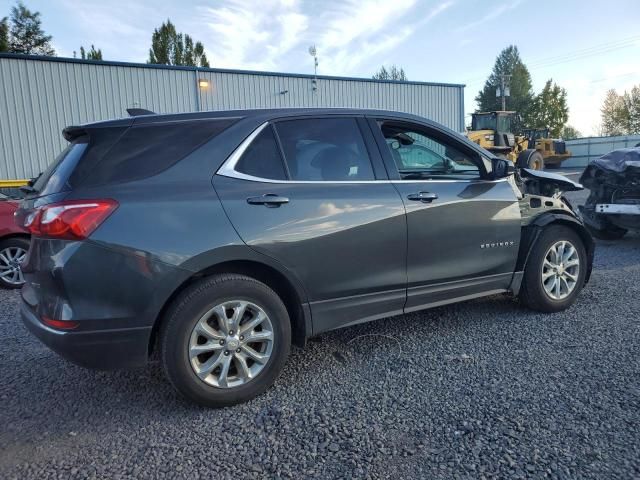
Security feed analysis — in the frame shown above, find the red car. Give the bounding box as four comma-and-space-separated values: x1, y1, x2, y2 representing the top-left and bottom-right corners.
0, 192, 30, 289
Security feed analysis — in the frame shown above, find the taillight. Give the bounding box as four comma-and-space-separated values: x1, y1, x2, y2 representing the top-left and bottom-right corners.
41, 316, 80, 330
24, 199, 118, 240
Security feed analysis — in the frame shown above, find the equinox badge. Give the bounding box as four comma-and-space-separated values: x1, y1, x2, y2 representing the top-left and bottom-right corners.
480, 241, 516, 249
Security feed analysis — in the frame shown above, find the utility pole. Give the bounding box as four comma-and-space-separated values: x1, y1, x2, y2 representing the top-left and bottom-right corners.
497, 74, 511, 111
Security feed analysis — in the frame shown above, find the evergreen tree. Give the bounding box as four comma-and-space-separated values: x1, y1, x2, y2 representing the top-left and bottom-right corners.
475, 45, 533, 118
148, 20, 209, 67
0, 17, 8, 52
528, 79, 569, 137
8, 1, 55, 55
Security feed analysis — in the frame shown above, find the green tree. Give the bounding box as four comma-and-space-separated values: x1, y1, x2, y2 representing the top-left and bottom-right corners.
622, 85, 640, 135
373, 64, 407, 81
561, 125, 581, 140
8, 1, 55, 55
79, 44, 102, 60
528, 79, 569, 137
601, 89, 628, 136
0, 17, 8, 52
475, 45, 533, 118
148, 20, 209, 67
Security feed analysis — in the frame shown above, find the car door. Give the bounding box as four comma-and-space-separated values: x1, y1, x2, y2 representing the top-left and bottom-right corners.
213, 116, 407, 334
367, 118, 521, 312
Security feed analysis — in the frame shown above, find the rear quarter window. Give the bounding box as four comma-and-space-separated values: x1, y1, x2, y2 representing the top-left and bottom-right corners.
32, 140, 89, 196
77, 118, 237, 187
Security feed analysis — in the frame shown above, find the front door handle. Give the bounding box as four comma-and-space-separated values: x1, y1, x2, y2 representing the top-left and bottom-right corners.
246, 194, 290, 207
407, 192, 438, 203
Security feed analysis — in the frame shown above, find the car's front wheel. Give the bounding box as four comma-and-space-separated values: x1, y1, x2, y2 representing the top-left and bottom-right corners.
519, 225, 587, 312
161, 274, 291, 407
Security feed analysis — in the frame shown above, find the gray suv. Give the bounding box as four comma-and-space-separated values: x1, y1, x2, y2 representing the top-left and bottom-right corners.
17, 109, 593, 407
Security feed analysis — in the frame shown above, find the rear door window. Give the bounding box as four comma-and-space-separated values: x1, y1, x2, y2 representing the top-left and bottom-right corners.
274, 118, 375, 181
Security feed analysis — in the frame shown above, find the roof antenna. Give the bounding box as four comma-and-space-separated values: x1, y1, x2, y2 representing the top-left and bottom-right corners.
308, 45, 318, 91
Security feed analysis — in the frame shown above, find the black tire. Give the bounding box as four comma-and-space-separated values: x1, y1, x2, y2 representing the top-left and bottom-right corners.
519, 225, 587, 313
585, 224, 627, 240
160, 274, 291, 407
517, 149, 544, 170
0, 236, 30, 289
545, 162, 561, 170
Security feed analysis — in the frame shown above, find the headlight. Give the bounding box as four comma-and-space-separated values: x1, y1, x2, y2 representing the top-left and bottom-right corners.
484, 134, 494, 141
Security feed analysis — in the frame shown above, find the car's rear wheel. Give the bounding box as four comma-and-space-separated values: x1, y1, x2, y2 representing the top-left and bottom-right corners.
519, 225, 587, 312
160, 274, 291, 407
0, 237, 30, 289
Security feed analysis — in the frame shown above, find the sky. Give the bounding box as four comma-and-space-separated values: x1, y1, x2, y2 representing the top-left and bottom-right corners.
2, 0, 640, 135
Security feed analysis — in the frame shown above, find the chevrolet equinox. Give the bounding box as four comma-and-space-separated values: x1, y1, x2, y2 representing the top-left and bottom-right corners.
17, 109, 594, 407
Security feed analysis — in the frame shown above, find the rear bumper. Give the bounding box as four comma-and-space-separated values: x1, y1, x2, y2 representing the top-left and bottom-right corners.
21, 300, 151, 370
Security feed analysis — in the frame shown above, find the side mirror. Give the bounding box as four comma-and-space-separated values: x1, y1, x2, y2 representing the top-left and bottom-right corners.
490, 157, 515, 179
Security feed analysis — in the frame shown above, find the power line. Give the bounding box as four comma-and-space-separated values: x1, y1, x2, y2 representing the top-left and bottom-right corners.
462, 35, 640, 86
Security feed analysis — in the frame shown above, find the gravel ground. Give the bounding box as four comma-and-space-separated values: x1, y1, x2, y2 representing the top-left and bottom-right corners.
1, 189, 639, 479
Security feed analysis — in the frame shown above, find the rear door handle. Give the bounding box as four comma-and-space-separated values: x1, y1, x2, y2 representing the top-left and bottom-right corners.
407, 192, 438, 203
246, 194, 290, 207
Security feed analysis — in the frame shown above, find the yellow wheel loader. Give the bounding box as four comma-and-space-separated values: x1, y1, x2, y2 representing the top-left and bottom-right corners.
467, 111, 572, 170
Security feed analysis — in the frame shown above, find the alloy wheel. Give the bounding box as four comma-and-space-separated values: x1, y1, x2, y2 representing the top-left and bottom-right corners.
0, 246, 27, 286
541, 240, 580, 300
188, 300, 274, 388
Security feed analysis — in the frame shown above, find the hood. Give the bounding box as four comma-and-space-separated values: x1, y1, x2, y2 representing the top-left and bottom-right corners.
589, 147, 640, 174
519, 168, 583, 192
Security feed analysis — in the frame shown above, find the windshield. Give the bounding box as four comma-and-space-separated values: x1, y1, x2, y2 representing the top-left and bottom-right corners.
472, 114, 496, 131
496, 115, 512, 133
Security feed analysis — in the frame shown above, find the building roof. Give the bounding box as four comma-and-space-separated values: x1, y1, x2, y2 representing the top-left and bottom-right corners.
0, 53, 466, 89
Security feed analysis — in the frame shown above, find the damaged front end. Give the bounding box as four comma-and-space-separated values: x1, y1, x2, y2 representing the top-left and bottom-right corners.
516, 168, 584, 225
509, 167, 594, 293
579, 148, 640, 239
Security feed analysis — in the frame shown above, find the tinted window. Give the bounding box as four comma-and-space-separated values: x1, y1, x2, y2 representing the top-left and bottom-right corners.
275, 118, 375, 181
79, 119, 236, 186
32, 140, 89, 196
381, 122, 480, 179
235, 127, 287, 180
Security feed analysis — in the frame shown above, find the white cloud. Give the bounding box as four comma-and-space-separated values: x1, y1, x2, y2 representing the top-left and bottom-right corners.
200, 0, 309, 71
456, 0, 522, 33
316, 0, 451, 74
198, 0, 452, 75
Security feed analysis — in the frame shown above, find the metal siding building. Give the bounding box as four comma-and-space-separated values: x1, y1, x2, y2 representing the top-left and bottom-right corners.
564, 134, 640, 167
0, 54, 465, 180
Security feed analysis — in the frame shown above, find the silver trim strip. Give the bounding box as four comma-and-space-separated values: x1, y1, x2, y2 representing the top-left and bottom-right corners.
595, 203, 640, 215
217, 122, 270, 180
216, 122, 507, 185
